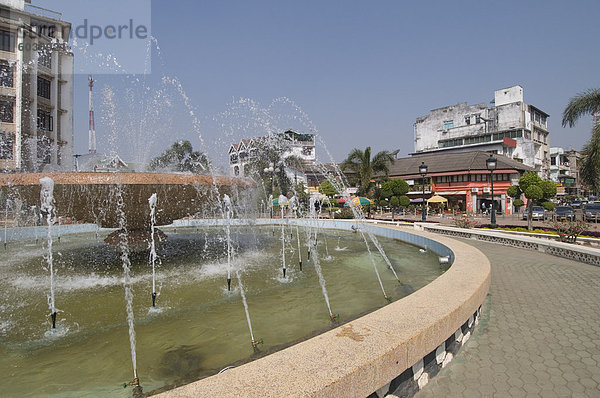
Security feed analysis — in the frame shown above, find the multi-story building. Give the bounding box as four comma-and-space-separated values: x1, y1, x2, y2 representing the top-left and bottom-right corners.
0, 0, 73, 172
228, 130, 316, 181
413, 85, 550, 179
550, 147, 583, 197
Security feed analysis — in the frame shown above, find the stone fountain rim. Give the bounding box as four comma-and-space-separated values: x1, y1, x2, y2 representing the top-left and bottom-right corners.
0, 172, 256, 187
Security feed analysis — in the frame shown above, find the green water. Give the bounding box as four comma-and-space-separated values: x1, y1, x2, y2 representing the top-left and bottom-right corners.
0, 225, 444, 397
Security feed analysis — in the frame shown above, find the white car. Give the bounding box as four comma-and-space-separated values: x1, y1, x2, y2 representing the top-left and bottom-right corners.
523, 206, 546, 221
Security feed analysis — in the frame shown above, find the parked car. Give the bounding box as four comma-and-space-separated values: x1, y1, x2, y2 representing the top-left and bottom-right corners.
584, 202, 600, 222
554, 206, 576, 221
523, 206, 546, 221
571, 200, 583, 209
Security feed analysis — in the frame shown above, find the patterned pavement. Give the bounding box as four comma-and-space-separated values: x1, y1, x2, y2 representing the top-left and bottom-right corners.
412, 239, 600, 398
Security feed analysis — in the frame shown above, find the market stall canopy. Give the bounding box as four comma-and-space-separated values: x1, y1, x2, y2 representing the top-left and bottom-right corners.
339, 196, 374, 206
427, 194, 448, 204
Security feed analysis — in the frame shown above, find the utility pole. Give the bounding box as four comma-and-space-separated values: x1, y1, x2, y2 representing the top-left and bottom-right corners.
88, 75, 96, 154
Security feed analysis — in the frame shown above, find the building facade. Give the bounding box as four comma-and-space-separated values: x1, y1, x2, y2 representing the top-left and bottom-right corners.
0, 0, 74, 172
413, 86, 550, 179
228, 130, 316, 182
550, 147, 583, 197
386, 151, 533, 215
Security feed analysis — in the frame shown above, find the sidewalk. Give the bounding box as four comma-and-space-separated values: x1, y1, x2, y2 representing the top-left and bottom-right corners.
412, 239, 600, 397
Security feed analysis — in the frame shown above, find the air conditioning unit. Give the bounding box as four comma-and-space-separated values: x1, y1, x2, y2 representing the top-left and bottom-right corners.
483, 187, 491, 193
471, 188, 479, 193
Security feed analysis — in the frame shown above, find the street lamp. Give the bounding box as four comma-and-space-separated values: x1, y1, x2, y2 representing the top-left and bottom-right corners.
264, 164, 281, 218
486, 154, 498, 228
419, 162, 428, 222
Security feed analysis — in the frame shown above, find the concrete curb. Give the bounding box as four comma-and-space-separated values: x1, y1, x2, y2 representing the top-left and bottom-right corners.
419, 223, 600, 267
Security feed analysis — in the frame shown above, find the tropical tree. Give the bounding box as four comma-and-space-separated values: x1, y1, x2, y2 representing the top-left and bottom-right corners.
244, 144, 303, 198
562, 88, 600, 192
380, 178, 410, 221
318, 180, 337, 198
148, 140, 209, 173
340, 147, 395, 196
507, 171, 557, 230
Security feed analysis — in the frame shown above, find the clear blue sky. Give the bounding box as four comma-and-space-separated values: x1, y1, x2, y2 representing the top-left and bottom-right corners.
38, 0, 600, 167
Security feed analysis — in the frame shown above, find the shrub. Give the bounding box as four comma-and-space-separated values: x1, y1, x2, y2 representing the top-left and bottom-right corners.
452, 214, 479, 229
398, 195, 411, 207
542, 201, 555, 211
333, 208, 354, 219
546, 219, 590, 243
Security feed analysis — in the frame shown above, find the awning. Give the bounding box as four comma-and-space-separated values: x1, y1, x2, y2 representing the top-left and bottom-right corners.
433, 191, 467, 195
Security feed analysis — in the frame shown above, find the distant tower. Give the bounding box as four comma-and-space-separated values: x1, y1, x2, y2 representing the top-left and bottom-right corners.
88, 75, 97, 154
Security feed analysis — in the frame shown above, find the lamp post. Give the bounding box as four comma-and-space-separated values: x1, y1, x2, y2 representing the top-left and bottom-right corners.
264, 164, 281, 218
486, 154, 498, 228
419, 162, 428, 222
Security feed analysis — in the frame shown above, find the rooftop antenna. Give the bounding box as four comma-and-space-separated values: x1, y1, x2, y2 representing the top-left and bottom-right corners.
88, 75, 96, 154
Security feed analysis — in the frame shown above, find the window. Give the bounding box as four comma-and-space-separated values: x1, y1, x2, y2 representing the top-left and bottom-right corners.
465, 116, 471, 125
0, 133, 13, 159
0, 64, 12, 87
0, 100, 13, 122
0, 29, 15, 52
443, 120, 454, 130
475, 115, 481, 124
37, 77, 51, 99
37, 109, 53, 131
229, 154, 238, 164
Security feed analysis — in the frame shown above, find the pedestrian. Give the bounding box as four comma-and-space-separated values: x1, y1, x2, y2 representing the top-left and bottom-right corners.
481, 202, 486, 215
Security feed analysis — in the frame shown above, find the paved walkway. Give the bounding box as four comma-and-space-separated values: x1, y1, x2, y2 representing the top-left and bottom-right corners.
414, 239, 600, 398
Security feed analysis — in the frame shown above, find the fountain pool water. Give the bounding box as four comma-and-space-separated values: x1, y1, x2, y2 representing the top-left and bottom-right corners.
0, 225, 444, 397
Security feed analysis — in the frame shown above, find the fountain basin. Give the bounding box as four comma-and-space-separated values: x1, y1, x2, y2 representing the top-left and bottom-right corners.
0, 172, 255, 229
155, 222, 491, 397
0, 221, 451, 397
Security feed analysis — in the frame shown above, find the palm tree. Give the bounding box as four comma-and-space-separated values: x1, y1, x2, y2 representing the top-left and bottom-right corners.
340, 147, 394, 196
562, 88, 600, 192
245, 145, 304, 198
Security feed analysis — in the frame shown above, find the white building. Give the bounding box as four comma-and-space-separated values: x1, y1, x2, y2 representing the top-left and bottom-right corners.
228, 130, 316, 183
413, 85, 550, 179
0, 0, 74, 172
550, 147, 583, 197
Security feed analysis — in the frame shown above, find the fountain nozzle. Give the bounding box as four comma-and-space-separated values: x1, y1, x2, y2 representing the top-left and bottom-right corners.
51, 311, 57, 329
299, 260, 302, 271
123, 377, 140, 388
385, 295, 392, 303
251, 338, 263, 352
330, 313, 340, 323
282, 268, 286, 278
227, 277, 231, 292
152, 292, 157, 308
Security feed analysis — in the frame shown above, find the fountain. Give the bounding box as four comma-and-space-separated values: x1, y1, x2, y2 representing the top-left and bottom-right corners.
0, 40, 463, 397
0, 192, 445, 396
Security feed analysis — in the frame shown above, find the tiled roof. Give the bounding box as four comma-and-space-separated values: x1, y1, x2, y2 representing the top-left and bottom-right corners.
384, 151, 534, 178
